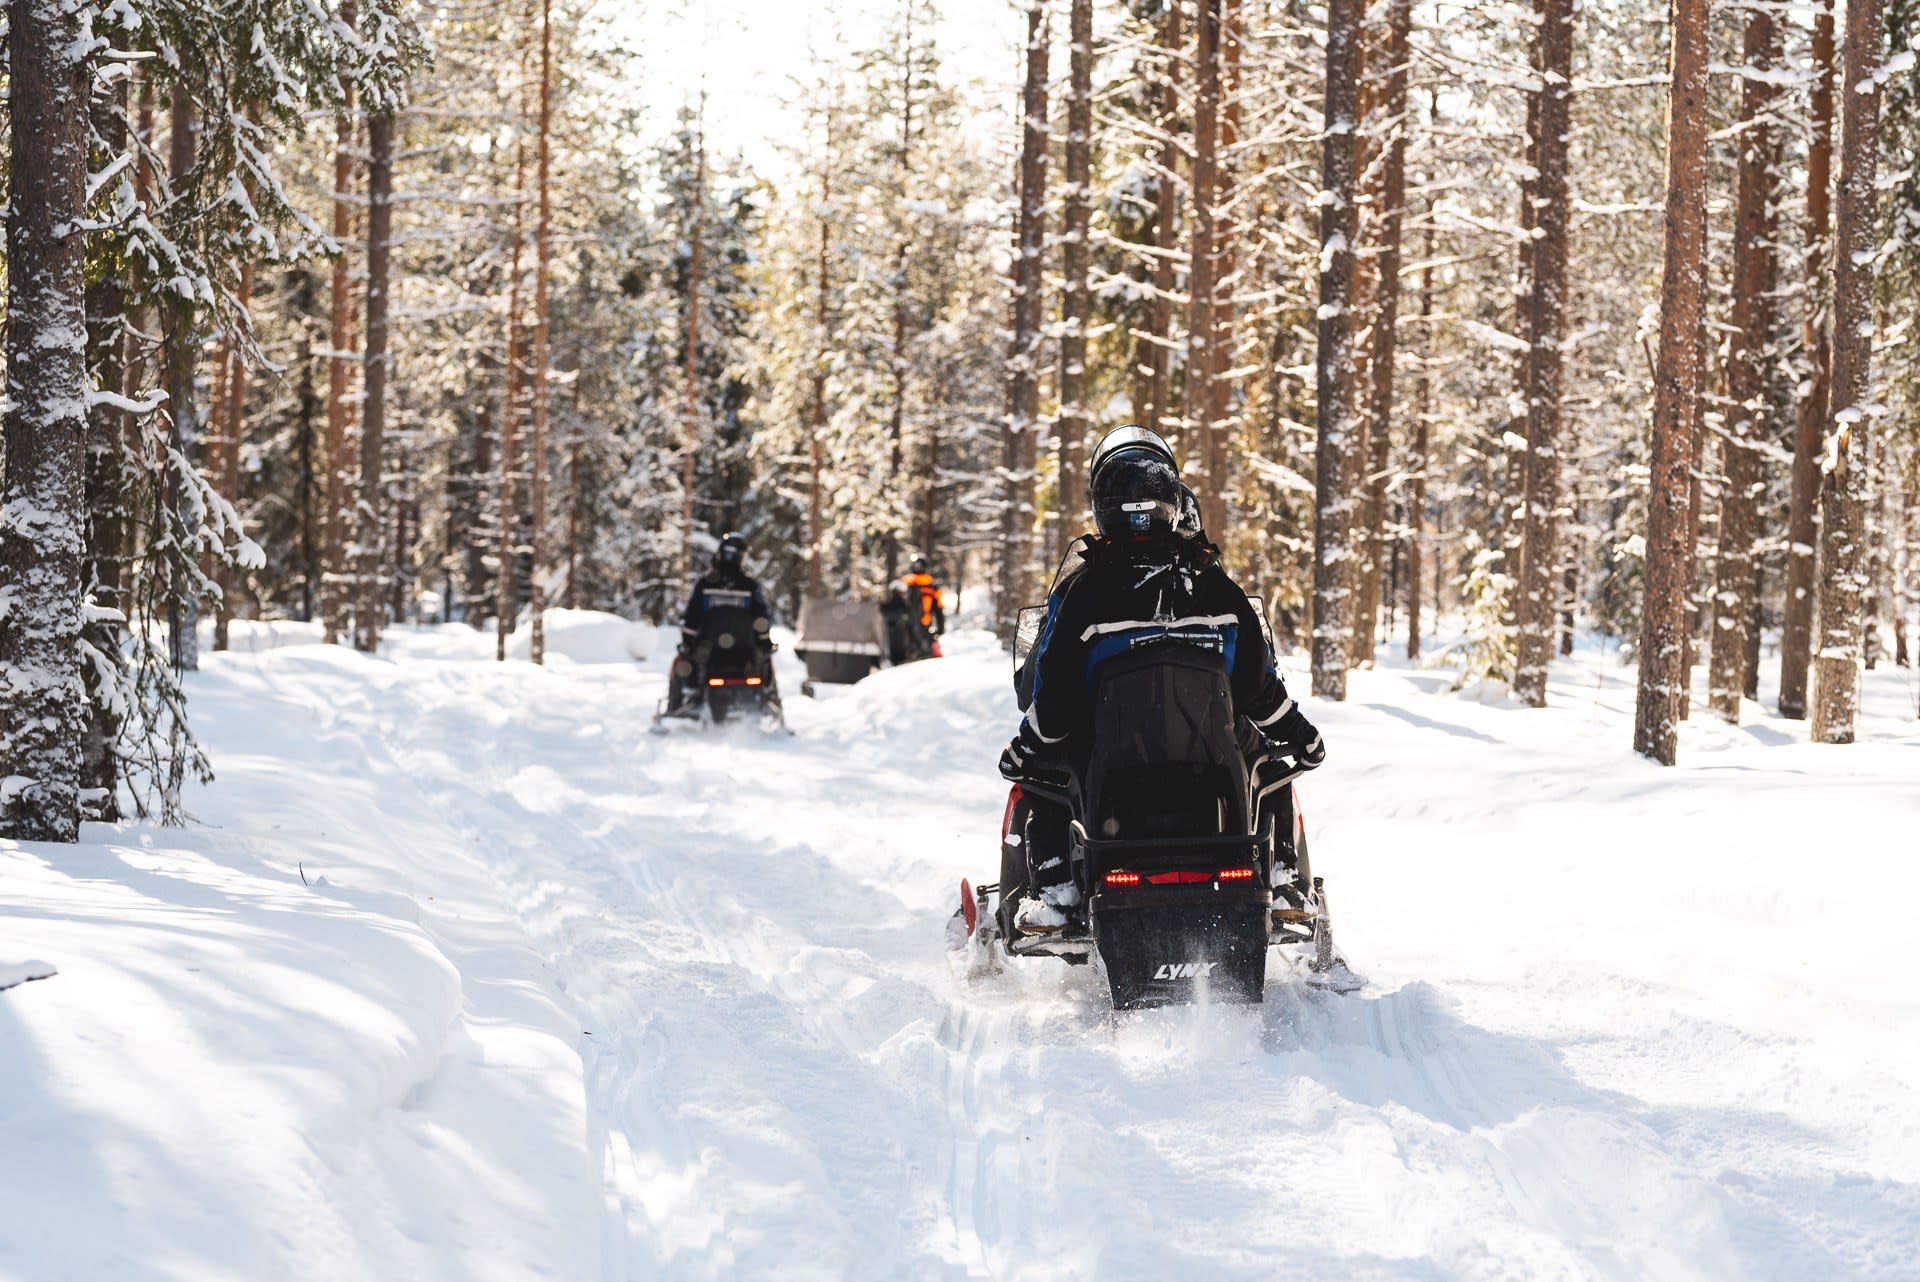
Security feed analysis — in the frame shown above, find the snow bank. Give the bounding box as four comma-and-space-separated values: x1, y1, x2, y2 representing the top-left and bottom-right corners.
501, 608, 661, 664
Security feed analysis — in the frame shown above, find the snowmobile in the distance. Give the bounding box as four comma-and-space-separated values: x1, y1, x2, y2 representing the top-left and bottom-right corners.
950, 629, 1358, 1009
653, 599, 788, 733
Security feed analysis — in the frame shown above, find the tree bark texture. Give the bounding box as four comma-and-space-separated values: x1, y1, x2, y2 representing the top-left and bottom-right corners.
1707, 5, 1780, 721
1778, 0, 1836, 718
1352, 0, 1413, 667
1058, 0, 1093, 557
999, 0, 1049, 638
530, 0, 554, 664
355, 112, 396, 653
1514, 0, 1573, 706
1312, 0, 1363, 700
1633, 0, 1711, 764
323, 0, 359, 646
1809, 0, 1886, 743
1, 0, 93, 841
1187, 0, 1223, 530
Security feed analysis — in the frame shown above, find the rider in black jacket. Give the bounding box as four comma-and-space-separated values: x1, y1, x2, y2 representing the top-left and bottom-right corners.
999, 427, 1325, 929
666, 532, 773, 713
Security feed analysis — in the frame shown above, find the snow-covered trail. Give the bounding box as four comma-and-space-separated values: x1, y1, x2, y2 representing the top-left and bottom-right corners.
7, 617, 1919, 1280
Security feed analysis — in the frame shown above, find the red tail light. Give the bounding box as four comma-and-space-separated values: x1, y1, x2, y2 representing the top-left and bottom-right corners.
1217, 867, 1255, 882
706, 677, 726, 687
1001, 785, 1023, 843
1145, 870, 1211, 885
1103, 870, 1140, 889
745, 677, 763, 686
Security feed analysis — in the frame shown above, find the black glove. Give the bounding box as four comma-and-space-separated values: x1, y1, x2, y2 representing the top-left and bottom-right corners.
1269, 705, 1327, 770
999, 721, 1047, 781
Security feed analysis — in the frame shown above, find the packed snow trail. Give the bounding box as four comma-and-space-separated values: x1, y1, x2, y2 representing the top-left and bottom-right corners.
4, 613, 1918, 1281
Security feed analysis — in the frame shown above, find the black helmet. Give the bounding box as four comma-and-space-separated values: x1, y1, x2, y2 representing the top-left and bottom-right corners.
908, 554, 929, 575
714, 531, 746, 572
1088, 426, 1182, 542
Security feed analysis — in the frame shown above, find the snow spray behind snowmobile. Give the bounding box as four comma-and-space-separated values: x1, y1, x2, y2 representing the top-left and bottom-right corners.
951, 615, 1356, 1008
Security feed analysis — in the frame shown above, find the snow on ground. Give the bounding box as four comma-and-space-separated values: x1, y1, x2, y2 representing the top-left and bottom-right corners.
3, 612, 1918, 1281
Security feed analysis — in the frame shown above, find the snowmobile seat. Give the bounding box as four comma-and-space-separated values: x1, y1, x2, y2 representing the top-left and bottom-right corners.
1080, 643, 1251, 843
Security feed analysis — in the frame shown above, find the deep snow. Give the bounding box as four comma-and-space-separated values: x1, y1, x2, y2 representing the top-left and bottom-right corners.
3, 612, 1918, 1281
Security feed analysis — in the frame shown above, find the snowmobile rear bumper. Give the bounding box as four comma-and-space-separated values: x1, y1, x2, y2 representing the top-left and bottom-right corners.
1076, 819, 1276, 1009
1090, 885, 1272, 1008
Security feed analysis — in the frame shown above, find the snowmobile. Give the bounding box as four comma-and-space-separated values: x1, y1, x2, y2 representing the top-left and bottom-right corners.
951, 621, 1358, 1009
653, 597, 788, 733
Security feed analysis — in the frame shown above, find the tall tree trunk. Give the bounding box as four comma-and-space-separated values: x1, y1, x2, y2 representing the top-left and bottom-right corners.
809, 109, 833, 599
323, 0, 359, 646
1057, 0, 1093, 559
213, 244, 255, 653
1809, 0, 1887, 743
1513, 0, 1573, 706
497, 136, 527, 661
164, 89, 201, 674
1135, 2, 1182, 437
1352, 0, 1413, 666
1187, 0, 1222, 526
1779, 0, 1836, 718
1707, 5, 1781, 720
0, 0, 91, 841
356, 112, 396, 653
82, 76, 133, 819
999, 0, 1049, 639
1633, 0, 1711, 764
682, 126, 705, 583
1312, 0, 1363, 700
529, 0, 554, 664
1208, 0, 1243, 543
1408, 213, 1434, 663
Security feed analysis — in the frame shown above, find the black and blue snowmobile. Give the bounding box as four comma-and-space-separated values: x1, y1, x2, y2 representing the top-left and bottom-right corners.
654, 532, 789, 733
951, 620, 1356, 1008
948, 424, 1356, 1009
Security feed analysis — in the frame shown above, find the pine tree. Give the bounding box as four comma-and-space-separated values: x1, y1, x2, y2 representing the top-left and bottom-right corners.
1810, 0, 1890, 742
1634, 0, 1712, 764
1513, 0, 1574, 707
1313, 0, 1364, 700
1, 0, 94, 842
1707, 0, 1781, 722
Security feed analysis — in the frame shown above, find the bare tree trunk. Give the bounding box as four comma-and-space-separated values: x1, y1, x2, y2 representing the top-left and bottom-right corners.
213, 241, 255, 653
1779, 0, 1835, 718
82, 75, 133, 818
889, 21, 920, 578
1810, 0, 1886, 743
1312, 0, 1363, 700
323, 0, 359, 646
529, 0, 554, 664
682, 126, 706, 583
1633, 0, 1711, 764
497, 135, 527, 661
1187, 0, 1222, 527
1408, 214, 1434, 663
1136, 2, 1182, 437
1707, 5, 1780, 720
1352, 0, 1413, 666
164, 89, 201, 674
354, 111, 396, 653
1057, 0, 1093, 558
0, 0, 91, 841
809, 111, 833, 599
999, 0, 1049, 639
1513, 0, 1573, 706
